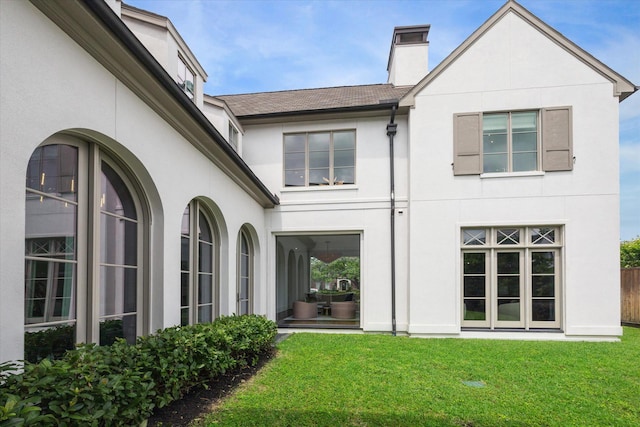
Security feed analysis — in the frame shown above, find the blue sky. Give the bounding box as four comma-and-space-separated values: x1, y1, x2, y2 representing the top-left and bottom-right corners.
127, 0, 639, 240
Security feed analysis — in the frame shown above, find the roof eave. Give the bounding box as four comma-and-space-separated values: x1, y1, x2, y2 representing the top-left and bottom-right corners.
30, 0, 278, 207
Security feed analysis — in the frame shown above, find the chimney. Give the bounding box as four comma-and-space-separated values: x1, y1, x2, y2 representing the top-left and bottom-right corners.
387, 25, 430, 87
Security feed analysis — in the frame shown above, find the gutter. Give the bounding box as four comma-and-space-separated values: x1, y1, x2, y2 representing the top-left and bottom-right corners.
233, 102, 404, 121
386, 102, 399, 336
79, 0, 279, 206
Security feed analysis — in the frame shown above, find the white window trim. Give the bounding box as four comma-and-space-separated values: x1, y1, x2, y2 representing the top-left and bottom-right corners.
461, 226, 563, 330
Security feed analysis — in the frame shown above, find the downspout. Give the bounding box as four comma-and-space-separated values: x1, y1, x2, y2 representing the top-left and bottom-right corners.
386, 103, 398, 336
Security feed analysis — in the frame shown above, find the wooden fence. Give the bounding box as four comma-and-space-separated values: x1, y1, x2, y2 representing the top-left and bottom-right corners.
621, 268, 640, 325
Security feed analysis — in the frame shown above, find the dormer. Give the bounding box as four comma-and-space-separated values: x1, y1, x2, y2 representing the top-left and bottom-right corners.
121, 3, 208, 108
387, 25, 430, 87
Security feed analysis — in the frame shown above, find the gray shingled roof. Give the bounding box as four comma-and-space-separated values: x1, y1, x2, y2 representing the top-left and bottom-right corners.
215, 84, 412, 118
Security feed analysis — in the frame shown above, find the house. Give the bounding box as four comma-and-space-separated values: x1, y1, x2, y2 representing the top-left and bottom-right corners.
0, 0, 635, 364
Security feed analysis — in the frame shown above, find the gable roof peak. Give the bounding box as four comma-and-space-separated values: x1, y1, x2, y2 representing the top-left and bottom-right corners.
400, 0, 636, 106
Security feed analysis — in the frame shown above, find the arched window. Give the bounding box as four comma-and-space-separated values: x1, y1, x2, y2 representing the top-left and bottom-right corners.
237, 229, 253, 315
25, 141, 146, 361
180, 200, 217, 325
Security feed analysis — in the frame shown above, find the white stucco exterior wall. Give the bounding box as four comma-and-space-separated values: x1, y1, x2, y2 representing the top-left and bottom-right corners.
0, 1, 268, 363
407, 12, 622, 338
242, 114, 410, 332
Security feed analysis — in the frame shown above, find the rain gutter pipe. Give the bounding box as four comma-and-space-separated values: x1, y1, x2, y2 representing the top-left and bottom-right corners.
386, 102, 398, 336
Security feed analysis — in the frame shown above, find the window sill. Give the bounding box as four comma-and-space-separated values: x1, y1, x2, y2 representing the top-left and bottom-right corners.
281, 184, 358, 193
480, 171, 545, 179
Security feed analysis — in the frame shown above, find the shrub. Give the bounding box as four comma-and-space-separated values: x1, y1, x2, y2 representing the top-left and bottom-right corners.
621, 236, 640, 268
0, 315, 277, 426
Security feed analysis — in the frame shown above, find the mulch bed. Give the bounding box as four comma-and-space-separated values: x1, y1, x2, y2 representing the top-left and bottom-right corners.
147, 350, 276, 427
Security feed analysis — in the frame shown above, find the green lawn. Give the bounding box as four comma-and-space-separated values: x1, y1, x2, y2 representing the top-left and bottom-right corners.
198, 327, 640, 426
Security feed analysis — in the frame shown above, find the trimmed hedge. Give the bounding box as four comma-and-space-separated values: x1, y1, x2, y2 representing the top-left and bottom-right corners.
0, 315, 277, 427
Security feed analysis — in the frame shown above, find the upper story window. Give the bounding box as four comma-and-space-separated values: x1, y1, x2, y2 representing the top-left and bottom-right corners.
229, 123, 239, 150
453, 107, 572, 175
284, 130, 356, 187
483, 111, 538, 173
177, 56, 195, 100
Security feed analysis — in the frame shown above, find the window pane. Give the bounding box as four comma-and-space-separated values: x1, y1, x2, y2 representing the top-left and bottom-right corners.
512, 132, 537, 152
25, 199, 77, 253
284, 134, 306, 152
24, 324, 75, 363
181, 206, 190, 235
101, 215, 137, 266
100, 265, 137, 316
101, 162, 136, 220
241, 254, 249, 277
309, 150, 330, 168
497, 228, 519, 245
198, 212, 212, 243
532, 276, 555, 297
240, 278, 249, 299
483, 133, 507, 154
334, 149, 354, 167
497, 276, 520, 297
513, 152, 537, 172
199, 242, 213, 273
309, 168, 330, 185
463, 229, 486, 246
181, 272, 189, 306
26, 145, 79, 200
285, 152, 305, 170
497, 300, 520, 321
333, 131, 355, 150
532, 252, 555, 274
464, 300, 486, 321
532, 300, 555, 321
463, 253, 485, 274
181, 308, 189, 326
309, 133, 330, 151
512, 112, 537, 132
531, 228, 556, 245
198, 273, 213, 304
464, 276, 485, 297
483, 114, 508, 132
198, 305, 212, 323
334, 167, 354, 184
497, 252, 519, 274
181, 236, 190, 271
100, 315, 136, 346
483, 153, 508, 173
285, 169, 305, 186
239, 301, 249, 316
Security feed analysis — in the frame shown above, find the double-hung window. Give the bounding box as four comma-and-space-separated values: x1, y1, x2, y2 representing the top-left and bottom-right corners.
483, 111, 538, 173
453, 107, 572, 175
461, 226, 562, 330
284, 130, 355, 187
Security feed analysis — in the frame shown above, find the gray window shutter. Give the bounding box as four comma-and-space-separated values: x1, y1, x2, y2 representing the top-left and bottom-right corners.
453, 113, 482, 175
542, 107, 573, 171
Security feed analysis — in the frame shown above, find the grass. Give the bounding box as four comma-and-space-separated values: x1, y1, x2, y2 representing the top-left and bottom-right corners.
197, 327, 640, 426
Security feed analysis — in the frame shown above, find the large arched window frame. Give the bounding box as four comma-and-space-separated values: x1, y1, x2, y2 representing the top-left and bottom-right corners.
24, 138, 148, 361
180, 200, 219, 325
237, 229, 253, 315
